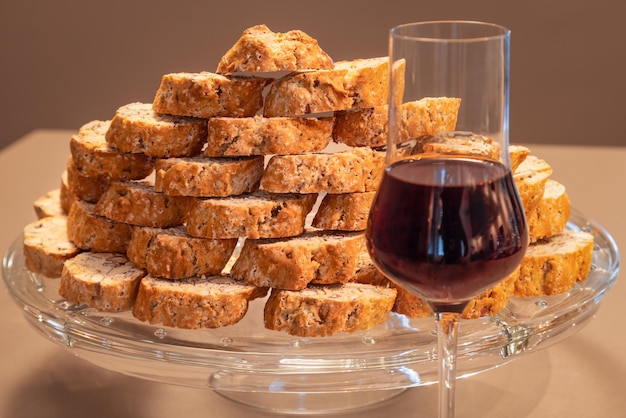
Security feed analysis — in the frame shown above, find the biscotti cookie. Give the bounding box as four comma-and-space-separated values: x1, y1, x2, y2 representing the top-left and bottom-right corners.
231, 230, 364, 290
408, 132, 501, 161
23, 216, 80, 278
527, 179, 571, 242
185, 190, 317, 239
132, 275, 266, 329
59, 172, 76, 213
263, 56, 398, 117
216, 24, 333, 74
67, 200, 133, 253
152, 72, 272, 119
33, 189, 66, 219
509, 145, 530, 172
105, 102, 208, 158
513, 155, 553, 220
154, 155, 264, 197
126, 226, 238, 279
205, 116, 334, 156
95, 181, 189, 228
65, 158, 110, 203
70, 120, 155, 180
332, 97, 461, 148
260, 147, 385, 193
514, 230, 594, 297
264, 283, 397, 337
311, 191, 375, 231
59, 252, 146, 312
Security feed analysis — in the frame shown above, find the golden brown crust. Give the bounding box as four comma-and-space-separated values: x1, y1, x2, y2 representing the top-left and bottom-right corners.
65, 158, 110, 203
216, 24, 333, 74
527, 179, 571, 242
59, 172, 77, 213
514, 155, 553, 222
33, 189, 66, 219
312, 191, 375, 231
509, 145, 530, 172
126, 226, 237, 279
408, 132, 501, 160
94, 181, 190, 228
263, 283, 397, 337
154, 155, 264, 197
185, 190, 317, 239
514, 230, 594, 297
231, 230, 364, 290
70, 120, 155, 179
333, 97, 461, 148
263, 57, 394, 116
59, 252, 145, 312
105, 102, 208, 158
260, 147, 385, 194
132, 275, 265, 329
23, 216, 80, 278
67, 200, 133, 253
153, 72, 272, 119
205, 116, 334, 156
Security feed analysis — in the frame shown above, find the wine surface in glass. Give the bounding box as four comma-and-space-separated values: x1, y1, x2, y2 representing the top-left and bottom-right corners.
366, 156, 527, 311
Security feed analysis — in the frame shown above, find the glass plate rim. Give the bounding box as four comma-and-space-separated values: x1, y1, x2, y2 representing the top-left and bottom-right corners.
1, 207, 620, 393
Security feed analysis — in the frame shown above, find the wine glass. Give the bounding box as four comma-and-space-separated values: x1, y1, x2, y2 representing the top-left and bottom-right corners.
366, 21, 528, 418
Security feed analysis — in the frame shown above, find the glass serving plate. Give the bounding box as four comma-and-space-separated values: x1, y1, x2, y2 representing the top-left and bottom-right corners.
2, 209, 619, 415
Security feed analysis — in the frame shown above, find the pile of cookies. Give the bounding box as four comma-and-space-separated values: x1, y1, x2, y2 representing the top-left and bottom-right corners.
23, 25, 594, 337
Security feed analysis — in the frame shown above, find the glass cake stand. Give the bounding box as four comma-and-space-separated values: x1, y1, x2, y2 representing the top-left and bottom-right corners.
2, 208, 620, 415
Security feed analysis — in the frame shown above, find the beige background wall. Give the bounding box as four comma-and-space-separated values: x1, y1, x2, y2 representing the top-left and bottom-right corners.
1, 0, 624, 150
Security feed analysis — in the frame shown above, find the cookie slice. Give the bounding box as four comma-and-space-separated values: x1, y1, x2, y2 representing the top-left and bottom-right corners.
154, 155, 264, 197
260, 147, 385, 194
152, 72, 272, 119
95, 181, 189, 228
216, 24, 333, 74
59, 252, 146, 312
514, 230, 595, 297
132, 275, 266, 329
67, 200, 133, 253
23, 216, 80, 278
126, 226, 237, 279
264, 283, 397, 337
185, 190, 317, 239
105, 102, 208, 158
70, 120, 155, 180
231, 230, 364, 290
312, 191, 376, 231
205, 115, 333, 156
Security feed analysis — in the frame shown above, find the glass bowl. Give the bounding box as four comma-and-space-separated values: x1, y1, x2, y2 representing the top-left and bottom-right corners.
2, 208, 619, 414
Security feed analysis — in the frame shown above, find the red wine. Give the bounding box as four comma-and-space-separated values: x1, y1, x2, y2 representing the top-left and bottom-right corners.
366, 157, 527, 312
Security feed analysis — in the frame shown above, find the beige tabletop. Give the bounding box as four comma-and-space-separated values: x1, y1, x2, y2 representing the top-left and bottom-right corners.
0, 130, 624, 418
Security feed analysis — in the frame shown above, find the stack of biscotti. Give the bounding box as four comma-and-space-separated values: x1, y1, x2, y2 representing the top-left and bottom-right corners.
22, 24, 594, 336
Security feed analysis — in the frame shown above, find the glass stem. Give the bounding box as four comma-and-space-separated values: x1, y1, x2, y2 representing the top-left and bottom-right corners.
435, 311, 462, 418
